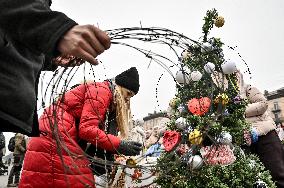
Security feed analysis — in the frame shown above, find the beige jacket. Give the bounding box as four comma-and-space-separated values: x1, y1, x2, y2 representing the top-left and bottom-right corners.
14, 133, 26, 155
212, 71, 275, 136
242, 84, 276, 136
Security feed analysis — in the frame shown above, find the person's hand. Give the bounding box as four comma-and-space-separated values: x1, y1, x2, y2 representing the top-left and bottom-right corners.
57, 25, 111, 65
117, 141, 142, 156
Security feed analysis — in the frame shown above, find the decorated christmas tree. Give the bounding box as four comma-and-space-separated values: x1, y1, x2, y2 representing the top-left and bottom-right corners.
155, 9, 276, 188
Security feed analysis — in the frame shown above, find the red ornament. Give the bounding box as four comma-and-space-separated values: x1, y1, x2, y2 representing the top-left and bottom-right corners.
187, 97, 211, 116
163, 130, 181, 152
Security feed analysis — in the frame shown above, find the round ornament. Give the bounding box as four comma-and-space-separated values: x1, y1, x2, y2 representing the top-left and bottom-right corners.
175, 117, 187, 130
188, 155, 203, 170
169, 97, 179, 108
190, 71, 202, 81
201, 42, 213, 53
176, 70, 191, 84
204, 62, 215, 74
221, 60, 237, 74
188, 97, 211, 116
217, 131, 232, 144
214, 16, 225, 28
188, 129, 203, 145
253, 180, 267, 188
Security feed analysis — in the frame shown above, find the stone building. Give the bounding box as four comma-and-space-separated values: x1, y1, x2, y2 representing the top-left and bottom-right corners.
142, 111, 169, 132
264, 87, 284, 125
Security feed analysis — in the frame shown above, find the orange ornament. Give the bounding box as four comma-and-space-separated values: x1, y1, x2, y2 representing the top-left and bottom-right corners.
188, 97, 211, 116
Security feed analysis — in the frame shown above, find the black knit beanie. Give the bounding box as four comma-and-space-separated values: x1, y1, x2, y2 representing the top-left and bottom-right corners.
115, 67, 140, 94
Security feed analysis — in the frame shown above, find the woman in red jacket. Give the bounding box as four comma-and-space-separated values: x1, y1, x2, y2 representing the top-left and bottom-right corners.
19, 67, 142, 188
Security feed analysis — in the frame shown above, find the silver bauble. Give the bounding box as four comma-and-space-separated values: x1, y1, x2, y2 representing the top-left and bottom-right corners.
190, 71, 202, 81
221, 60, 237, 74
201, 42, 213, 53
188, 155, 203, 170
176, 69, 191, 84
204, 62, 215, 74
175, 117, 187, 130
218, 131, 232, 144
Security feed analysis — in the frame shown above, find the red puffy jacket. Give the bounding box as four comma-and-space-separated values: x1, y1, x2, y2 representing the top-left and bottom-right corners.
19, 81, 121, 188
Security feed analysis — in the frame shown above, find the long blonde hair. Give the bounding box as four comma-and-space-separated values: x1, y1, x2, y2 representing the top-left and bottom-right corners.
113, 85, 132, 139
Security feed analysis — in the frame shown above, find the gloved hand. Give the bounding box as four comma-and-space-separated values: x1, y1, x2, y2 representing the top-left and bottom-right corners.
117, 141, 142, 156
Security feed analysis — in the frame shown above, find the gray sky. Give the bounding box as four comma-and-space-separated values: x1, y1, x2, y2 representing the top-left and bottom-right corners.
4, 0, 284, 147
49, 0, 284, 119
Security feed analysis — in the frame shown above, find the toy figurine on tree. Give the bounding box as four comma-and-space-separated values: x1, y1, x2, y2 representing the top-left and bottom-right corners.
156, 9, 276, 188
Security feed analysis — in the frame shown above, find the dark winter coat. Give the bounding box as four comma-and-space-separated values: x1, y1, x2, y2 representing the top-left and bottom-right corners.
19, 81, 121, 188
0, 0, 77, 136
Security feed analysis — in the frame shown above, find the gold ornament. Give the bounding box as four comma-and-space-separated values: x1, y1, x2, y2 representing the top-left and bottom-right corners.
214, 93, 229, 105
215, 16, 225, 28
169, 97, 179, 108
188, 129, 203, 145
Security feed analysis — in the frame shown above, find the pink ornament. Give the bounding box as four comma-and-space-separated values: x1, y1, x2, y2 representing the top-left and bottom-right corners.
200, 145, 236, 165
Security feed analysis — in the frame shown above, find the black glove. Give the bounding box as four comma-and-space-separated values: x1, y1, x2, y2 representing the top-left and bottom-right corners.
117, 141, 142, 156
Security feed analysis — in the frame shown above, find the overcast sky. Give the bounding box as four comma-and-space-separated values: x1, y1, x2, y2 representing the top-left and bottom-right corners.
48, 0, 284, 119
4, 0, 284, 147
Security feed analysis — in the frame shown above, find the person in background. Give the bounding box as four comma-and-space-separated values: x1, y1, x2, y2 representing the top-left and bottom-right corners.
0, 132, 8, 175
0, 0, 111, 136
7, 133, 26, 187
237, 71, 284, 188
19, 67, 142, 188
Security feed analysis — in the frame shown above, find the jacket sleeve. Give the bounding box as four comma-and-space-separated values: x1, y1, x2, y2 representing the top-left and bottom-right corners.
245, 85, 268, 118
0, 0, 77, 57
78, 83, 121, 153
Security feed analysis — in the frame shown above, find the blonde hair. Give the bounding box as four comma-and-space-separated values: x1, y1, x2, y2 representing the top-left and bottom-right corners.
113, 85, 132, 139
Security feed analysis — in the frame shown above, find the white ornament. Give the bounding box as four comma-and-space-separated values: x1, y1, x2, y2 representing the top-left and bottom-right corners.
253, 180, 267, 188
204, 62, 215, 74
217, 131, 232, 144
201, 42, 213, 53
176, 69, 191, 84
188, 155, 203, 170
190, 71, 202, 81
221, 60, 237, 74
175, 117, 187, 130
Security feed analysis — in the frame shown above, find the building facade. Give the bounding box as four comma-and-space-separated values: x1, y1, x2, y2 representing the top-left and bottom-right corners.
142, 111, 169, 131
264, 87, 284, 125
